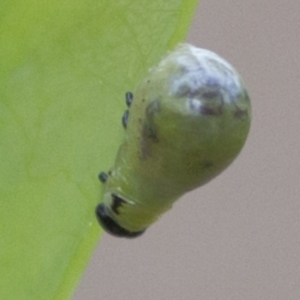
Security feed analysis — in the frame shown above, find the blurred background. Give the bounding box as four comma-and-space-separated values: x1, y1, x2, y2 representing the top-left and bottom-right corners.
74, 1, 300, 299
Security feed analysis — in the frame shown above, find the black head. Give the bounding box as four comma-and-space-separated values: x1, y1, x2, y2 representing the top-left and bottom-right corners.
95, 204, 146, 238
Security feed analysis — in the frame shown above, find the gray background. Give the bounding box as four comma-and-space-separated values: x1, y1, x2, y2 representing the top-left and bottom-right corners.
74, 1, 300, 299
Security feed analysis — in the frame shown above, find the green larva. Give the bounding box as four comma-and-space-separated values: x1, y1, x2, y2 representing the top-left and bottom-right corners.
96, 43, 251, 238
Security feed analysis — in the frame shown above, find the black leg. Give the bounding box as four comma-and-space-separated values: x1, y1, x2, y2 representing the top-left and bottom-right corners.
125, 92, 133, 107
122, 110, 129, 129
98, 172, 108, 183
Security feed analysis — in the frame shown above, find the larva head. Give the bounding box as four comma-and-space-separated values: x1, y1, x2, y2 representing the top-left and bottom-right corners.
98, 44, 251, 236
95, 203, 145, 238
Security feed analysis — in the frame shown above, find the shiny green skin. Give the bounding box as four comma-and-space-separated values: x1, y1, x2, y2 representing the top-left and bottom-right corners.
101, 44, 251, 232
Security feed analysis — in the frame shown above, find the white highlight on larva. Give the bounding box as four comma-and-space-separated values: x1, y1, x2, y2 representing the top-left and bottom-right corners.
157, 44, 244, 105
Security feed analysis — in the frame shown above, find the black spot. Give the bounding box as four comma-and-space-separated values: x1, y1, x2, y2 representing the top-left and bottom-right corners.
125, 92, 133, 107
111, 194, 127, 215
98, 172, 108, 183
122, 109, 129, 128
95, 204, 146, 238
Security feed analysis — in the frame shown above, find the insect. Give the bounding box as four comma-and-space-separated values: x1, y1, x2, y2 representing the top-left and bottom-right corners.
96, 43, 251, 238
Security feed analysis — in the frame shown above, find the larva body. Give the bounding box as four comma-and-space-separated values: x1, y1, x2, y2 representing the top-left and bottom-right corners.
96, 44, 251, 237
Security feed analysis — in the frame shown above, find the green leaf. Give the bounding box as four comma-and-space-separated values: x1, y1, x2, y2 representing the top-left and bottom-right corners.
0, 0, 199, 299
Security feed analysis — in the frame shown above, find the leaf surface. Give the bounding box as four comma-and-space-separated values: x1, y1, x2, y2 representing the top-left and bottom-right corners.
0, 1, 199, 299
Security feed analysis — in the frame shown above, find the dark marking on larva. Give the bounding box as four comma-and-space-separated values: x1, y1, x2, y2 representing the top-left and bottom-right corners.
234, 107, 248, 119
111, 194, 127, 215
202, 89, 224, 116
143, 124, 158, 141
140, 100, 161, 159
140, 123, 158, 160
200, 106, 222, 116
189, 90, 224, 116
229, 94, 249, 119
202, 91, 220, 99
202, 160, 214, 169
